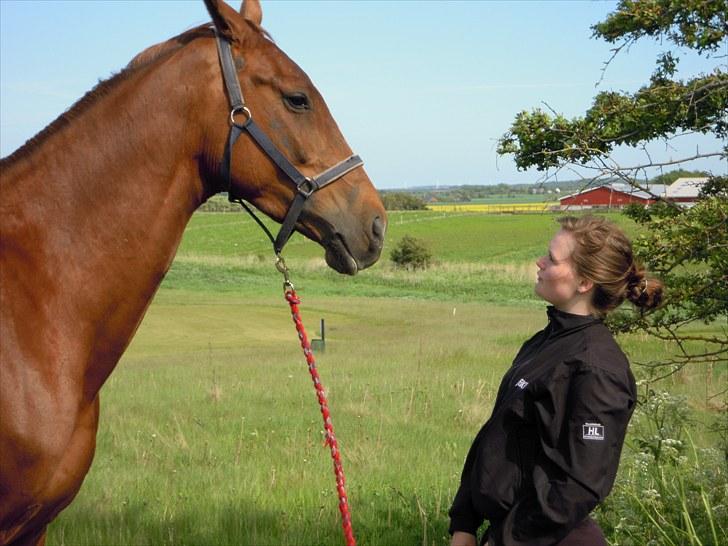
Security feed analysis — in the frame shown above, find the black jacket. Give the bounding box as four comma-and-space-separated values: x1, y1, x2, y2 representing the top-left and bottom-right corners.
449, 306, 636, 546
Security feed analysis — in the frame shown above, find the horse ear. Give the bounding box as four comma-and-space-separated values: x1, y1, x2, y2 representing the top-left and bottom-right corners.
204, 0, 246, 42
240, 0, 263, 26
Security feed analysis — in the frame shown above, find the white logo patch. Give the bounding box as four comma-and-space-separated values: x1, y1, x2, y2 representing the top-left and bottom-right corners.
515, 378, 529, 390
582, 423, 605, 441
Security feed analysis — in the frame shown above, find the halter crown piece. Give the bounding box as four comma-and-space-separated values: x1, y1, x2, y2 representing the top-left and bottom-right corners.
214, 30, 364, 255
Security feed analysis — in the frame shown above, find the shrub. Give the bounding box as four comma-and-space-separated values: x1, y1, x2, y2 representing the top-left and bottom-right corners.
390, 235, 432, 270
198, 195, 241, 212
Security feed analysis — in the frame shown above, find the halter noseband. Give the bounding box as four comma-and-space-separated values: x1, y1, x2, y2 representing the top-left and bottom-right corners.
214, 31, 364, 254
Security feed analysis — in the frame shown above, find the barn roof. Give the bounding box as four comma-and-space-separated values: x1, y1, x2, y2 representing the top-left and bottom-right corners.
666, 177, 708, 198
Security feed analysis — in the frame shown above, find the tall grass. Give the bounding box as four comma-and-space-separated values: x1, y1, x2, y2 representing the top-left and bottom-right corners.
49, 294, 535, 545
47, 212, 726, 545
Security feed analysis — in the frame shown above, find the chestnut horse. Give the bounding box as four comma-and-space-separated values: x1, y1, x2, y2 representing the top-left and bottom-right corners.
0, 1, 386, 544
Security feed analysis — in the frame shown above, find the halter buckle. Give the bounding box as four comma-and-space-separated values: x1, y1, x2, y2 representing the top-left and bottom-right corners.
296, 177, 317, 198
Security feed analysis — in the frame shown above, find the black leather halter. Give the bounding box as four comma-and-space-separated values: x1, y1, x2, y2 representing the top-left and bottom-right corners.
214, 32, 364, 254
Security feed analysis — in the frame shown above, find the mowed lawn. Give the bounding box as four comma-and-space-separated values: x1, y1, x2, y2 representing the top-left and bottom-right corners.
47, 211, 725, 545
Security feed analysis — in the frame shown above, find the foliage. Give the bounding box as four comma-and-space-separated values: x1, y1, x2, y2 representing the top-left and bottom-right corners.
597, 390, 727, 545
632, 389, 690, 464
710, 405, 728, 463
497, 0, 728, 373
389, 235, 433, 270
609, 179, 728, 370
380, 191, 427, 211
701, 173, 728, 198
497, 0, 727, 172
592, 0, 727, 53
596, 422, 728, 546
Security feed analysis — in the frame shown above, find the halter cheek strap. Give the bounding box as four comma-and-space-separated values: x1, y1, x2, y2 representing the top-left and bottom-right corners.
214, 32, 363, 254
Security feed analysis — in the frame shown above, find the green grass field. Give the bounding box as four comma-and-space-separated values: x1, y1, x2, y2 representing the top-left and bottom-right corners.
47, 211, 726, 545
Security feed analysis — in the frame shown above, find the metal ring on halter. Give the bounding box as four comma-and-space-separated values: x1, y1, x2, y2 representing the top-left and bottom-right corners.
230, 105, 252, 128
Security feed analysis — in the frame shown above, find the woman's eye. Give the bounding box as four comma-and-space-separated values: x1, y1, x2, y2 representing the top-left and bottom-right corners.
284, 93, 310, 111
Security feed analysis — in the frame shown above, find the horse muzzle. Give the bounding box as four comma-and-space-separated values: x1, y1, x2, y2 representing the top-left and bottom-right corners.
323, 213, 386, 275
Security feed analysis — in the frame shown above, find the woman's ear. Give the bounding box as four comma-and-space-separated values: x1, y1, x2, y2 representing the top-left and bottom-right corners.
577, 277, 594, 294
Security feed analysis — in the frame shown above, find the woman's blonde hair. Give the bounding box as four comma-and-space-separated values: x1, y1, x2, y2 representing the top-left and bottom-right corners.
558, 215, 663, 316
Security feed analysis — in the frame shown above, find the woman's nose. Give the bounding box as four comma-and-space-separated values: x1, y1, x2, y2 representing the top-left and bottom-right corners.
536, 256, 546, 269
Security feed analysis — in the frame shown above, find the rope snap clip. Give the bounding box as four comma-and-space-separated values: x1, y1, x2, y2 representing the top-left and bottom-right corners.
275, 253, 294, 291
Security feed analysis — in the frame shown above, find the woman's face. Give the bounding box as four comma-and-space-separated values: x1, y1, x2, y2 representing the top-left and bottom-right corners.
535, 230, 586, 311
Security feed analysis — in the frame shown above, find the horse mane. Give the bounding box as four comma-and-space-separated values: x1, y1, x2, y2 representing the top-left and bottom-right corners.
128, 24, 214, 68
1, 73, 130, 166
1, 24, 221, 167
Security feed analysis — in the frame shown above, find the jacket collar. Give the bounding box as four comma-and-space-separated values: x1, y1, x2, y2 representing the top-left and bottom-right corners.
546, 305, 601, 335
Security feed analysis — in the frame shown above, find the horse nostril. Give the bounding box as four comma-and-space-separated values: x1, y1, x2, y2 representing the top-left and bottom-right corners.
372, 216, 385, 242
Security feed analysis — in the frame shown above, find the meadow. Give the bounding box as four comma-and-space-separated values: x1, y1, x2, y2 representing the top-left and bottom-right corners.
47, 211, 726, 545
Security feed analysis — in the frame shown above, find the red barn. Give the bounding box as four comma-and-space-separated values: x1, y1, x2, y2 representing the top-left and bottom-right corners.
559, 183, 666, 209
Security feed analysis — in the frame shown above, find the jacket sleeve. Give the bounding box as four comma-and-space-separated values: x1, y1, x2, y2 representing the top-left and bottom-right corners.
490, 364, 635, 546
449, 434, 487, 535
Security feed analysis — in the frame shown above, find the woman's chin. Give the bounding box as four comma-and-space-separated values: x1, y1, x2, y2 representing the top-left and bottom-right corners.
534, 283, 544, 299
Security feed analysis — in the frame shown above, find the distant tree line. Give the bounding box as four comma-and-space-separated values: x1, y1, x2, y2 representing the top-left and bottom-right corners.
649, 169, 710, 186
381, 181, 588, 205
379, 192, 428, 210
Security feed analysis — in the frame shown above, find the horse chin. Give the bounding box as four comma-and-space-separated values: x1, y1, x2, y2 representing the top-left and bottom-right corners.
324, 236, 359, 275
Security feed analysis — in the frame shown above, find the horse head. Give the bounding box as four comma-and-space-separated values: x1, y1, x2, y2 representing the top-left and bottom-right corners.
201, 0, 386, 274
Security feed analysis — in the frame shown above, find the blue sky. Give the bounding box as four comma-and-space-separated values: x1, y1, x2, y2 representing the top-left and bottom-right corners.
1, 0, 724, 189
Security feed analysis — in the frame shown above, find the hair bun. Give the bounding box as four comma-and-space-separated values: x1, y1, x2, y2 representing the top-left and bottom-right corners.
626, 271, 664, 312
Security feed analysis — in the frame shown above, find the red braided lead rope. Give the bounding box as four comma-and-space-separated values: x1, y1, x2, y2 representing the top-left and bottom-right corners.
284, 287, 356, 546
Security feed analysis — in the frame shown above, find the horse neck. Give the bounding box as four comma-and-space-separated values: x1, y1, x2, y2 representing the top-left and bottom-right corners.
1, 47, 221, 394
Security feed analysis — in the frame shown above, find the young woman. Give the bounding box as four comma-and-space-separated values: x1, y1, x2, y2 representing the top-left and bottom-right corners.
449, 215, 663, 546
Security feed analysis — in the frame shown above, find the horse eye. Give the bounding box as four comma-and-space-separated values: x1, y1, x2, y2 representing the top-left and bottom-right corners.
284, 93, 311, 111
